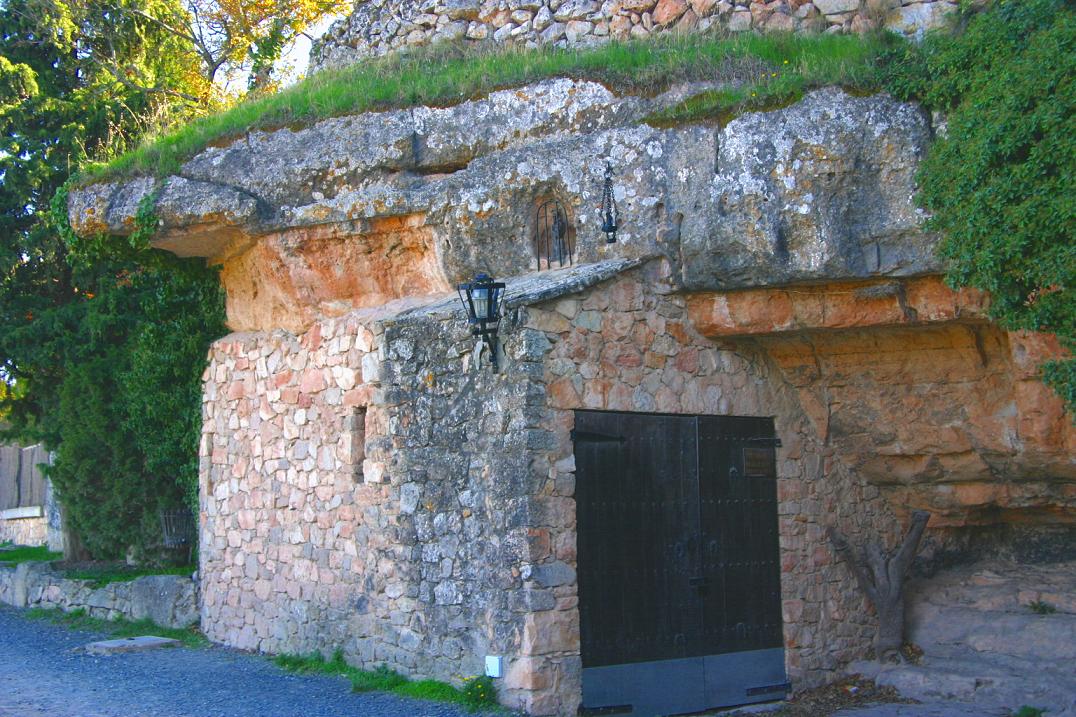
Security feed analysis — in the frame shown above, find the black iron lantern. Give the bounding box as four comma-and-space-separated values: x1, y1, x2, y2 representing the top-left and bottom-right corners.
601, 162, 618, 244
457, 273, 506, 371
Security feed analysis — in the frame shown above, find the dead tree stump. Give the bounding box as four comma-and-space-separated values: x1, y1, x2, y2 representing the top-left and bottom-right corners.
827, 510, 930, 662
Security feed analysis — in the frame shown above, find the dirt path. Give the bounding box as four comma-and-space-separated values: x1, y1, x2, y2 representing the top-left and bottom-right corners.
0, 605, 497, 717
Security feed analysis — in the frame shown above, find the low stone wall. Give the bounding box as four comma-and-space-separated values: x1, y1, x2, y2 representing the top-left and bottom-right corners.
312, 0, 961, 71
0, 561, 198, 629
0, 509, 47, 547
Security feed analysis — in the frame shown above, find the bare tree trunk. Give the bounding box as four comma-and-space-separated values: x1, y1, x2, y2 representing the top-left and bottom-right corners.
61, 510, 90, 562
827, 510, 930, 662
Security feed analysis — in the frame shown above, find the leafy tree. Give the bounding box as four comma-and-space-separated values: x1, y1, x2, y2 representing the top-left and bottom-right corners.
882, 0, 1075, 415
88, 0, 347, 92
0, 0, 225, 558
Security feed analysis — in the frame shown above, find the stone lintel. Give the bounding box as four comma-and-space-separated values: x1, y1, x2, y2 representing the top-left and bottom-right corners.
686, 276, 990, 338
0, 506, 44, 520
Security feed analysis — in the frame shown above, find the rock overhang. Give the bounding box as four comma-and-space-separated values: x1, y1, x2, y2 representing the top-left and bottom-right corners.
68, 83, 942, 334
66, 78, 1076, 516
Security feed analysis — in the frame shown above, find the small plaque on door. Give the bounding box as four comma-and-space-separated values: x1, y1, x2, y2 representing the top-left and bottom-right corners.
743, 447, 774, 477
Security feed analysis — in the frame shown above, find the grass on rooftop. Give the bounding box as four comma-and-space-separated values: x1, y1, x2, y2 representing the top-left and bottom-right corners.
83, 31, 895, 183
25, 607, 209, 648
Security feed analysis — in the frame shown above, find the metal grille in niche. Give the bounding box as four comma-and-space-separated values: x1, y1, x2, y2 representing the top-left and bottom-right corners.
534, 198, 574, 270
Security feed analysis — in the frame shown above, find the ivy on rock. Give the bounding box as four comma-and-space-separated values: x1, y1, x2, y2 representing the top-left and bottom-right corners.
882, 0, 1075, 415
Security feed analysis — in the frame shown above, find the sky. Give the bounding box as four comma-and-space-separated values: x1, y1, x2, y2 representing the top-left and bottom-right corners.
282, 12, 347, 83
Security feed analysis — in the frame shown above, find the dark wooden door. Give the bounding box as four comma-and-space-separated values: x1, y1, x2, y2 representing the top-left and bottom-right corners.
575, 411, 786, 716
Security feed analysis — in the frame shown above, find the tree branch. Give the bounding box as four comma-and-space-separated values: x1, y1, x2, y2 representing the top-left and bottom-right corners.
826, 525, 880, 605
117, 5, 201, 46
889, 510, 930, 587
94, 57, 202, 103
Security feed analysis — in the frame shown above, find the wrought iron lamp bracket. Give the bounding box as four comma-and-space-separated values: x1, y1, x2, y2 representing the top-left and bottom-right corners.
457, 273, 506, 373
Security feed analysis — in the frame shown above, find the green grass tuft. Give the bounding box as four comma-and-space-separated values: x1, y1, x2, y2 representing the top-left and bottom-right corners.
1012, 707, 1046, 717
351, 664, 410, 693
1027, 601, 1057, 615
397, 679, 467, 703
81, 31, 896, 183
273, 650, 500, 711
0, 545, 63, 566
24, 606, 209, 648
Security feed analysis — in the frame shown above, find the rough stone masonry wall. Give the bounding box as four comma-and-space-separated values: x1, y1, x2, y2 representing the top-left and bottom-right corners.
199, 317, 380, 657
198, 299, 544, 687
0, 562, 198, 629
312, 0, 961, 71
0, 515, 47, 547
510, 266, 900, 712
199, 265, 909, 714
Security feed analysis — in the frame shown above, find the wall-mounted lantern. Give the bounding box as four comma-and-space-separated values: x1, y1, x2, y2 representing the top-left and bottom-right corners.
457, 273, 506, 372
601, 162, 619, 244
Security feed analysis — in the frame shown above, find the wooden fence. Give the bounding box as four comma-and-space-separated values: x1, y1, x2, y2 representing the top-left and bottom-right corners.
0, 444, 49, 511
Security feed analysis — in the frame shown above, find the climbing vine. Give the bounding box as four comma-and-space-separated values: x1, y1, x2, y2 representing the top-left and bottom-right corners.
881, 0, 1075, 415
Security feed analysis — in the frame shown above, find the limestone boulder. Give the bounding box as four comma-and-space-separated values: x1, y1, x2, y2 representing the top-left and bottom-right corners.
130, 574, 199, 629
67, 176, 156, 237
682, 87, 937, 290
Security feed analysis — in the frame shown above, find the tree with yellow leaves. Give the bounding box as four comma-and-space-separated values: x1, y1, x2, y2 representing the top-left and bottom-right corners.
55, 0, 346, 101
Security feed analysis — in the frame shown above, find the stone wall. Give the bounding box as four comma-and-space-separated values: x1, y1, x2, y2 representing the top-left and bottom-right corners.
0, 561, 198, 629
0, 511, 47, 547
312, 0, 961, 71
515, 265, 898, 710
198, 297, 540, 685
197, 260, 905, 714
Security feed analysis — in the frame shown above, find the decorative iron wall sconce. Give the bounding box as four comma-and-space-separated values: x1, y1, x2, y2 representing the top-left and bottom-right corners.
457, 273, 506, 372
601, 162, 619, 244
534, 198, 573, 270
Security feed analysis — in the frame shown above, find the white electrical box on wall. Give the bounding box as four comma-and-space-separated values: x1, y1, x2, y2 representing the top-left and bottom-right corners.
484, 655, 503, 678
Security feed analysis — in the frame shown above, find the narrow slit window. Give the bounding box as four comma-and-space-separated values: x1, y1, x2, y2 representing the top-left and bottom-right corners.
345, 407, 366, 480
534, 198, 574, 270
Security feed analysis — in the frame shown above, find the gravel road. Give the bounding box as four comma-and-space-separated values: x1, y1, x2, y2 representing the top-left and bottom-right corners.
0, 605, 501, 717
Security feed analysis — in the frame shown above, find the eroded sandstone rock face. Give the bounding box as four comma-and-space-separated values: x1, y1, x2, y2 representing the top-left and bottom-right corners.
688, 278, 1076, 526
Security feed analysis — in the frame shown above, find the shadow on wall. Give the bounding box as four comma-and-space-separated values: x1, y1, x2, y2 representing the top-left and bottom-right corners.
219, 215, 452, 333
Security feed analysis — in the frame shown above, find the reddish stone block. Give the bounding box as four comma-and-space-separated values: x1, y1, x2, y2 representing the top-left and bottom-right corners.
674, 347, 699, 373
615, 347, 642, 368
299, 368, 327, 394
528, 528, 552, 561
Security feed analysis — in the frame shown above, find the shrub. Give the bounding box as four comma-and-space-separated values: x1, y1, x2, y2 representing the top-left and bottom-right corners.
46, 247, 225, 559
